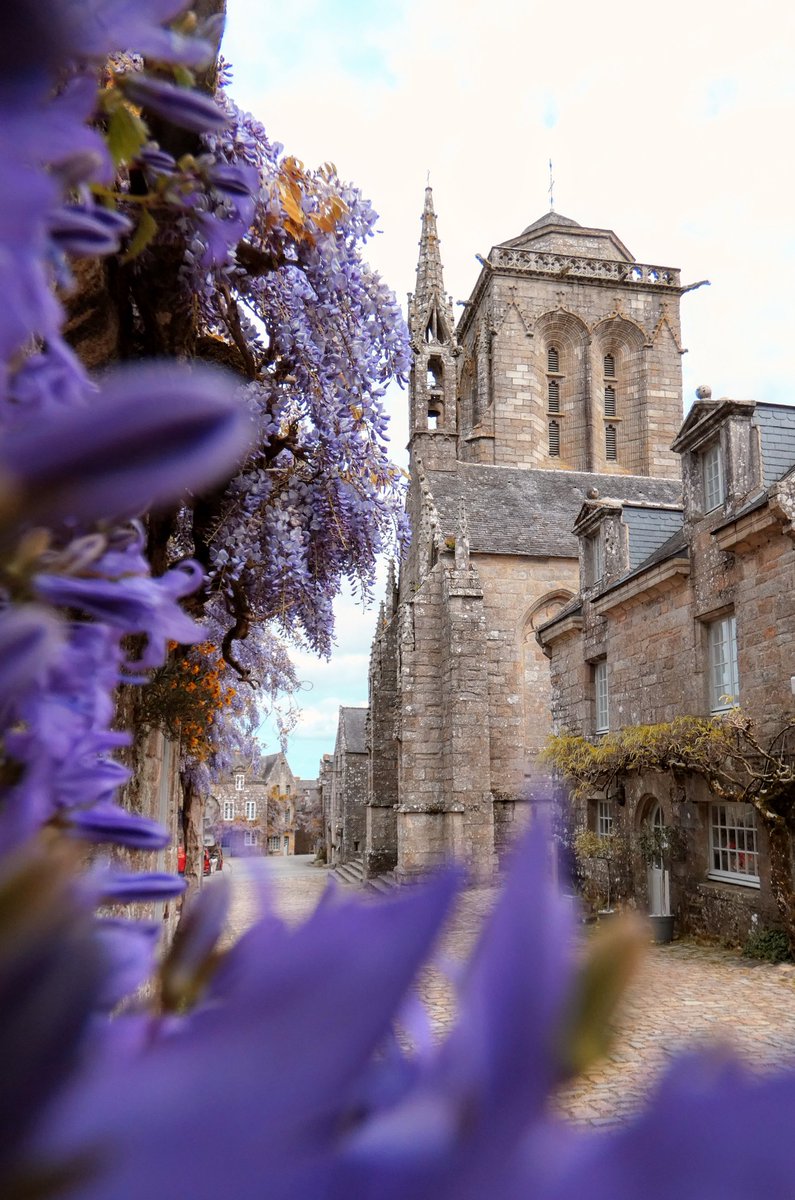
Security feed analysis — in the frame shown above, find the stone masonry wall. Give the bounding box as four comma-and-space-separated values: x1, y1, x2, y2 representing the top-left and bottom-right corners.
458, 273, 682, 479
475, 554, 580, 797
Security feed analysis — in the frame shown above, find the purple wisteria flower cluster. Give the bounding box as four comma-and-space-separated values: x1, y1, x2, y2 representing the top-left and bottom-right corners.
0, 0, 252, 955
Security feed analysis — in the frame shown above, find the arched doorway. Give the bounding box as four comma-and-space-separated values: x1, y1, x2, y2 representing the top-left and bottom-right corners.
644, 800, 670, 917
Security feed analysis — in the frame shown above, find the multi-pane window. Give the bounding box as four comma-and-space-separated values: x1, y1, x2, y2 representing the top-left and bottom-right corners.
223, 800, 235, 821
267, 835, 281, 853
594, 660, 609, 733
244, 829, 259, 847
245, 799, 256, 820
548, 420, 560, 456
234, 772, 245, 792
708, 614, 739, 712
703, 441, 725, 512
709, 803, 759, 885
597, 799, 614, 838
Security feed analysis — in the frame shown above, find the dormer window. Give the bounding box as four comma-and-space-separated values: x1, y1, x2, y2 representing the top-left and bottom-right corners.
548, 420, 560, 456
605, 424, 618, 461
547, 379, 560, 413
703, 441, 725, 512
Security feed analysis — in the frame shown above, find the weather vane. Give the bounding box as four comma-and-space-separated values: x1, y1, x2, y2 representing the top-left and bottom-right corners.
548, 158, 554, 211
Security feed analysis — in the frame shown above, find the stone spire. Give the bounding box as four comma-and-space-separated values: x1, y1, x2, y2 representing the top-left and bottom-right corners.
408, 186, 455, 349
414, 186, 445, 310
407, 186, 458, 462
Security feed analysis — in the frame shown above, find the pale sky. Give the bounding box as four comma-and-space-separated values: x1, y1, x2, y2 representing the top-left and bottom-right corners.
222, 0, 795, 778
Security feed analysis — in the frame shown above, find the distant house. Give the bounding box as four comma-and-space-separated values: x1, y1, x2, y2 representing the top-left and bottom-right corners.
294, 777, 322, 855
212, 752, 298, 856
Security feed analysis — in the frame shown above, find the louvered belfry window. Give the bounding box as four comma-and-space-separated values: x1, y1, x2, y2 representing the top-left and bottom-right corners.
547, 378, 560, 413
603, 353, 616, 378
547, 345, 559, 373
604, 385, 616, 417
605, 424, 617, 460
548, 420, 560, 456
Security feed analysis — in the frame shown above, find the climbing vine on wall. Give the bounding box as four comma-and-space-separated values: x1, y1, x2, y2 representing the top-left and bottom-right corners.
544, 711, 795, 822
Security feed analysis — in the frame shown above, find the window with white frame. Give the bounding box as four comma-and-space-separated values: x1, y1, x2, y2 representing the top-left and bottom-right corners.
245, 799, 256, 821
244, 829, 259, 847
223, 800, 234, 821
703, 441, 725, 512
594, 661, 609, 733
267, 835, 281, 853
597, 798, 614, 838
234, 771, 245, 792
709, 802, 759, 885
707, 614, 739, 712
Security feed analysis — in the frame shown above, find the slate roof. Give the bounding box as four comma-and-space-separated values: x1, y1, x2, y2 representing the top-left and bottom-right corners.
623, 505, 684, 571
425, 465, 682, 559
520, 211, 581, 235
340, 706, 367, 754
755, 403, 795, 487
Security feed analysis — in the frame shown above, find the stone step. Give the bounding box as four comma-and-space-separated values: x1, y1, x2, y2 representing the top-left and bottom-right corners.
368, 870, 399, 896
333, 859, 366, 887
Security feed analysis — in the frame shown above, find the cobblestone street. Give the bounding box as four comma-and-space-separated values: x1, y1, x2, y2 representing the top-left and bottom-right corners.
219, 855, 795, 1128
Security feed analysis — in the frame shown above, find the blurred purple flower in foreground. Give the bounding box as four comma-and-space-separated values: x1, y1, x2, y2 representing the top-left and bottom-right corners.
10, 828, 794, 1200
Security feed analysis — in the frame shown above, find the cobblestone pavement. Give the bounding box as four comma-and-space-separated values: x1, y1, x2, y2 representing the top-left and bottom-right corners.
219, 856, 795, 1128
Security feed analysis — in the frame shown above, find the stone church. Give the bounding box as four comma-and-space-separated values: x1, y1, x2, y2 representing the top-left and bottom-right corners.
365, 190, 688, 881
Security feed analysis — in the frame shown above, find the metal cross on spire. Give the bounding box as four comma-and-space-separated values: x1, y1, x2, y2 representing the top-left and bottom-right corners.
548, 158, 555, 211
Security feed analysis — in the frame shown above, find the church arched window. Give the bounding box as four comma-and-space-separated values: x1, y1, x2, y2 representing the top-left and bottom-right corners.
603, 353, 616, 378
548, 420, 561, 456
547, 378, 560, 413
604, 385, 616, 417
605, 424, 617, 461
547, 345, 560, 374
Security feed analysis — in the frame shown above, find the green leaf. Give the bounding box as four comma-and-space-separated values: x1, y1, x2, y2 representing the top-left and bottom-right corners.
107, 103, 148, 166
121, 208, 158, 263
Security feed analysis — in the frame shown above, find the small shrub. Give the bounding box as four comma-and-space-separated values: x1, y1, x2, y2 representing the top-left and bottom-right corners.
744, 928, 792, 963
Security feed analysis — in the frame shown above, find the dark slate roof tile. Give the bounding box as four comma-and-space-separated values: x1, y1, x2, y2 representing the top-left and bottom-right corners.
425, 465, 682, 558
755, 404, 795, 487
623, 505, 684, 571
340, 706, 367, 754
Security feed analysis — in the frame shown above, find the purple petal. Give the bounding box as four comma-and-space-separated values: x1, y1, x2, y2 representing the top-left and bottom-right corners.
0, 362, 253, 523
94, 918, 161, 1009
49, 204, 132, 257
0, 605, 64, 697
89, 869, 186, 905
67, 803, 169, 850
122, 76, 229, 133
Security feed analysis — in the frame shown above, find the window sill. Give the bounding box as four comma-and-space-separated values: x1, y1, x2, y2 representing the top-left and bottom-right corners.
706, 872, 760, 890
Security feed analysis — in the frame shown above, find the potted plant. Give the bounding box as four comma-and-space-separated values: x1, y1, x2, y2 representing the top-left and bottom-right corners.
573, 829, 627, 920
638, 822, 686, 943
